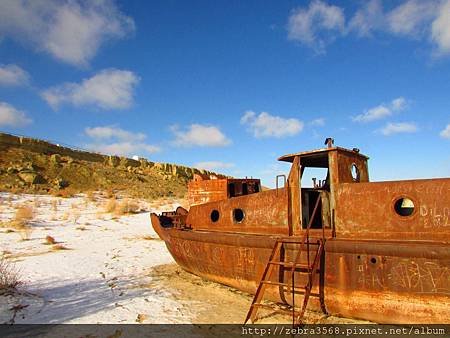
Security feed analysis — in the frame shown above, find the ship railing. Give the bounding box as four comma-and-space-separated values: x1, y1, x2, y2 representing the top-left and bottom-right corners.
275, 174, 286, 195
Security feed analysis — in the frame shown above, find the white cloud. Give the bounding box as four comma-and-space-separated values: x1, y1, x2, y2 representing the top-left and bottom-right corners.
85, 126, 146, 142
287, 0, 345, 53
0, 64, 29, 86
353, 97, 407, 123
380, 122, 418, 135
440, 124, 450, 139
86, 142, 159, 156
431, 0, 450, 56
241, 111, 304, 138
310, 117, 326, 126
391, 97, 407, 111
0, 101, 32, 127
84, 125, 159, 156
387, 0, 438, 37
171, 124, 231, 147
41, 69, 140, 110
348, 0, 384, 37
288, 1, 450, 57
0, 0, 135, 67
194, 161, 235, 171
354, 105, 391, 123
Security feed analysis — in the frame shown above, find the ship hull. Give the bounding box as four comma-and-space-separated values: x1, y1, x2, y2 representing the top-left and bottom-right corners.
151, 214, 450, 324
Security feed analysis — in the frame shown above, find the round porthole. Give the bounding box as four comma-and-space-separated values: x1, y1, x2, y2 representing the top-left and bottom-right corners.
350, 163, 360, 182
394, 197, 415, 217
210, 210, 220, 222
233, 208, 245, 223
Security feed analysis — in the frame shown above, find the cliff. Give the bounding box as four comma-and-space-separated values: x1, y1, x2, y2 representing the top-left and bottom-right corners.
0, 132, 223, 199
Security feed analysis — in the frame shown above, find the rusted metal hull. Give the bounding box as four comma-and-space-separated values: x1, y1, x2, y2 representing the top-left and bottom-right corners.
151, 214, 450, 324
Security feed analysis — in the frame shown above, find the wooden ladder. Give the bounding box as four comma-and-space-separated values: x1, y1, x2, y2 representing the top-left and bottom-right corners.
244, 197, 325, 326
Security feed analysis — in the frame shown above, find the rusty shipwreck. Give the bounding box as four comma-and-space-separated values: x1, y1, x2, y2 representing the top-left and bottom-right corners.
151, 139, 450, 324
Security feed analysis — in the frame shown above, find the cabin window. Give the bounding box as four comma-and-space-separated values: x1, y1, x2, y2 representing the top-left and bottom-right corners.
233, 208, 245, 223
210, 210, 220, 222
228, 183, 236, 197
394, 197, 415, 217
242, 183, 248, 195
301, 167, 329, 189
350, 163, 360, 182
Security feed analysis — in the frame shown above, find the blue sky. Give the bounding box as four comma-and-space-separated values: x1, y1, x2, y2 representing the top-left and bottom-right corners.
0, 0, 449, 187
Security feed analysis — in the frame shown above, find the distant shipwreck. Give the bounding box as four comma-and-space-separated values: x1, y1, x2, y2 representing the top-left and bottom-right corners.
151, 138, 450, 324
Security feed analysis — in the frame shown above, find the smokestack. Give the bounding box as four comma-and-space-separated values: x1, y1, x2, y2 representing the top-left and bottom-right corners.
324, 137, 334, 148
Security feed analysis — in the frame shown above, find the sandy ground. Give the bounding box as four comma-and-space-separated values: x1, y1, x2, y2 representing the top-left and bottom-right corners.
0, 192, 368, 325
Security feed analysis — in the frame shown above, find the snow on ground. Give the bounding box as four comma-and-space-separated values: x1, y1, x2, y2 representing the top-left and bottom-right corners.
0, 192, 195, 324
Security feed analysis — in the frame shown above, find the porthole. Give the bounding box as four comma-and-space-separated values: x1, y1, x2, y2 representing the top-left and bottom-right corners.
370, 257, 377, 264
210, 210, 220, 222
350, 163, 360, 182
394, 197, 415, 217
233, 208, 245, 223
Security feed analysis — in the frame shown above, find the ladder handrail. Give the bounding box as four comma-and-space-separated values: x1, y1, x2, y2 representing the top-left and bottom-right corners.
295, 194, 321, 268
244, 240, 283, 324
291, 195, 321, 325
294, 240, 324, 325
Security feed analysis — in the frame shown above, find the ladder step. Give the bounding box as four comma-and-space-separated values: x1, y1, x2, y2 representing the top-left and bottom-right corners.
252, 304, 302, 317
268, 261, 321, 272
268, 261, 309, 268
260, 282, 321, 297
277, 238, 321, 245
261, 281, 307, 289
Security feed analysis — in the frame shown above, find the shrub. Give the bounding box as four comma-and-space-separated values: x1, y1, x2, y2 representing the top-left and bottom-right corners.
11, 205, 34, 240
103, 198, 117, 213
114, 199, 139, 215
0, 256, 22, 293
14, 205, 34, 225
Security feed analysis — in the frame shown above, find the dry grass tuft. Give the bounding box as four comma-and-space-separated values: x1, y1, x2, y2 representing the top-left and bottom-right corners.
52, 244, 70, 251
11, 205, 34, 240
44, 235, 56, 245
2, 250, 12, 257
33, 199, 42, 208
142, 235, 160, 241
136, 313, 148, 323
103, 189, 115, 199
103, 198, 117, 213
72, 211, 80, 224
14, 205, 34, 224
0, 256, 22, 293
51, 188, 76, 199
76, 226, 87, 231
114, 199, 139, 216
51, 199, 58, 212
86, 191, 96, 201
